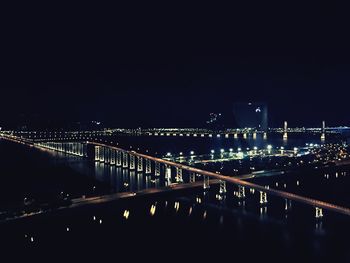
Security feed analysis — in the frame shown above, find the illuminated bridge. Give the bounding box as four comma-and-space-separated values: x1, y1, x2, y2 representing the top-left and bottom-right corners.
1, 132, 350, 219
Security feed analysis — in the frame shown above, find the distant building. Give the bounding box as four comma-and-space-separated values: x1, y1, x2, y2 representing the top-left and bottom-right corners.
233, 102, 268, 130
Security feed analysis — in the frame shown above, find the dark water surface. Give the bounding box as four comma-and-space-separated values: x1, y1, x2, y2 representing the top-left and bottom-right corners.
0, 137, 350, 261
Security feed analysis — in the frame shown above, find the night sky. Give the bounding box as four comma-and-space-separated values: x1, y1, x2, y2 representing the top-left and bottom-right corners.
1, 3, 349, 128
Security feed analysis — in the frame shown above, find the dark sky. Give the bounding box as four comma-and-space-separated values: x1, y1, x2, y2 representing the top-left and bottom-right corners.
1, 3, 350, 128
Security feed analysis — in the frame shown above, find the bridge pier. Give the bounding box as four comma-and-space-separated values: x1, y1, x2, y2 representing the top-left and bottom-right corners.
122, 152, 128, 168
176, 167, 183, 183
203, 175, 210, 190
219, 180, 226, 195
129, 155, 135, 170
155, 162, 160, 177
105, 148, 110, 164
116, 151, 122, 166
285, 199, 292, 211
110, 149, 116, 165
137, 156, 143, 172
100, 146, 105, 162
237, 185, 245, 199
145, 159, 152, 174
95, 146, 100, 161
165, 165, 172, 182
260, 191, 268, 204
315, 207, 324, 218
189, 172, 196, 183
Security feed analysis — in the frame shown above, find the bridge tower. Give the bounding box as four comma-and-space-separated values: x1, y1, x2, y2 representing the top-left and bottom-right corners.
321, 121, 326, 141
283, 121, 288, 140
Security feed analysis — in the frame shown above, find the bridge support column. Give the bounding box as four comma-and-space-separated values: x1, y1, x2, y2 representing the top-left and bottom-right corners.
189, 172, 196, 183
237, 185, 245, 199
110, 149, 116, 165
260, 191, 268, 204
155, 162, 160, 177
129, 155, 135, 170
100, 147, 105, 162
263, 132, 267, 139
203, 175, 210, 190
116, 151, 122, 166
137, 156, 143, 172
219, 180, 226, 195
105, 148, 110, 164
145, 159, 152, 174
95, 146, 100, 161
285, 199, 292, 211
122, 152, 128, 168
165, 165, 172, 182
176, 167, 183, 183
315, 207, 323, 218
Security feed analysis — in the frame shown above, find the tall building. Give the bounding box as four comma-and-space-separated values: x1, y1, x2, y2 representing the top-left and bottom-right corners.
233, 102, 268, 130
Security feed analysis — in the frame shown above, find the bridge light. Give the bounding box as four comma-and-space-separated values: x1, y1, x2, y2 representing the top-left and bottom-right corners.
267, 145, 272, 150
220, 149, 224, 153
190, 151, 194, 155
238, 148, 242, 152
211, 150, 215, 154
229, 148, 233, 152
